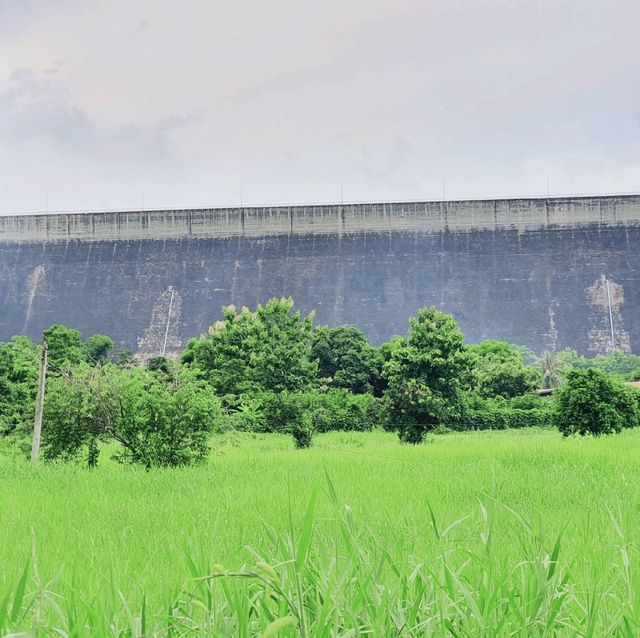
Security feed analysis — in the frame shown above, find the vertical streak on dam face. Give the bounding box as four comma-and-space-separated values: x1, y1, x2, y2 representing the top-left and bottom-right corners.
23, 265, 45, 333
137, 286, 183, 362
1, 195, 640, 356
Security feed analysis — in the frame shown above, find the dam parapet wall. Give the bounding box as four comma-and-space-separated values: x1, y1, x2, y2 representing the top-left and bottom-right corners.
2, 195, 640, 243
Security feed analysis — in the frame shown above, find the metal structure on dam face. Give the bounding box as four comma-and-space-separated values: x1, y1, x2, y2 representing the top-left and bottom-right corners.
1, 194, 639, 359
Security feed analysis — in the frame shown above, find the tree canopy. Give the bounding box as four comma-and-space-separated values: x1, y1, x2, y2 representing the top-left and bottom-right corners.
467, 340, 540, 398
311, 325, 380, 394
185, 297, 317, 395
554, 368, 639, 436
383, 307, 469, 443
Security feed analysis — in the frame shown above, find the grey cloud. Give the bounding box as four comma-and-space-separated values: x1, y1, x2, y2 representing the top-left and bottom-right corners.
0, 68, 195, 164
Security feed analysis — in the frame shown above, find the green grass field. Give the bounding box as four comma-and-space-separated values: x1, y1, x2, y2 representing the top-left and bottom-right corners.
2, 428, 640, 636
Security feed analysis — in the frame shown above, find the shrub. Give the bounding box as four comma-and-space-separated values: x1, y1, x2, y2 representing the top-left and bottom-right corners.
42, 365, 221, 467
259, 392, 307, 434
554, 369, 640, 436
223, 390, 377, 435
458, 394, 554, 430
259, 390, 375, 434
291, 419, 314, 449
218, 394, 265, 432
300, 391, 374, 432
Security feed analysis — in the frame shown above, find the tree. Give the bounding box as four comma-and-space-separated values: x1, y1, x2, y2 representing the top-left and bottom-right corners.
84, 334, 115, 365
0, 336, 39, 436
535, 350, 567, 389
554, 368, 639, 436
311, 326, 380, 393
252, 298, 317, 392
186, 298, 317, 395
186, 305, 258, 394
373, 335, 405, 396
556, 349, 640, 381
42, 365, 220, 467
42, 324, 84, 365
383, 307, 469, 443
467, 340, 540, 398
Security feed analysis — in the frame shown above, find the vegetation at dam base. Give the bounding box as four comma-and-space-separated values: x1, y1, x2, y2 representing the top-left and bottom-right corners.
2, 297, 640, 467
2, 298, 640, 635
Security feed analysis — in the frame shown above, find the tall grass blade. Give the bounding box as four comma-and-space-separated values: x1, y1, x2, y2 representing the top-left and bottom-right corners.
9, 559, 29, 624
296, 487, 318, 571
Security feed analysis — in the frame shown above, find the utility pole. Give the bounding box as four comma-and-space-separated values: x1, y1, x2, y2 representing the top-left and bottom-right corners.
31, 342, 48, 462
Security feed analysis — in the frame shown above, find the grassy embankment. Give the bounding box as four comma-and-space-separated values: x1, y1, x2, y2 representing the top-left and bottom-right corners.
2, 428, 640, 636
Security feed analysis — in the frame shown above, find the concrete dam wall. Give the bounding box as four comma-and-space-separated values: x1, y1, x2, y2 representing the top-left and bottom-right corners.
1, 195, 639, 358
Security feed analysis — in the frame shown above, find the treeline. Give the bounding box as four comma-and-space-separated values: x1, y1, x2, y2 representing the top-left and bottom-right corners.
1, 298, 639, 466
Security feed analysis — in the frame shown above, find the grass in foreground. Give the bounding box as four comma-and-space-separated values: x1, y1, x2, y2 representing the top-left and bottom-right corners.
1, 428, 640, 636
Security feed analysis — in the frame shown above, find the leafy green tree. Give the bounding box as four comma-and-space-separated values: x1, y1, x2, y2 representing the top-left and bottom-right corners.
312, 326, 380, 393
186, 298, 317, 395
252, 298, 317, 391
557, 349, 640, 381
184, 305, 257, 394
554, 368, 639, 436
467, 340, 540, 398
0, 337, 39, 436
84, 334, 115, 365
42, 365, 220, 467
43, 324, 84, 365
373, 335, 405, 396
383, 307, 469, 443
180, 339, 198, 365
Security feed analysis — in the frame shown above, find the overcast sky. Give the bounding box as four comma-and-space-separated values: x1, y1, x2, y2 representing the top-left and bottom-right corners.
0, 0, 638, 213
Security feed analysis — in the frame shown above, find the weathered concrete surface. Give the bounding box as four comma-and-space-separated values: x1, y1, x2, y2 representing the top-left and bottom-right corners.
1, 195, 639, 356
2, 195, 640, 243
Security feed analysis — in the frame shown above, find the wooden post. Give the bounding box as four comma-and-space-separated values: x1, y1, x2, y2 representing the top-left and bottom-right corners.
31, 342, 48, 462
